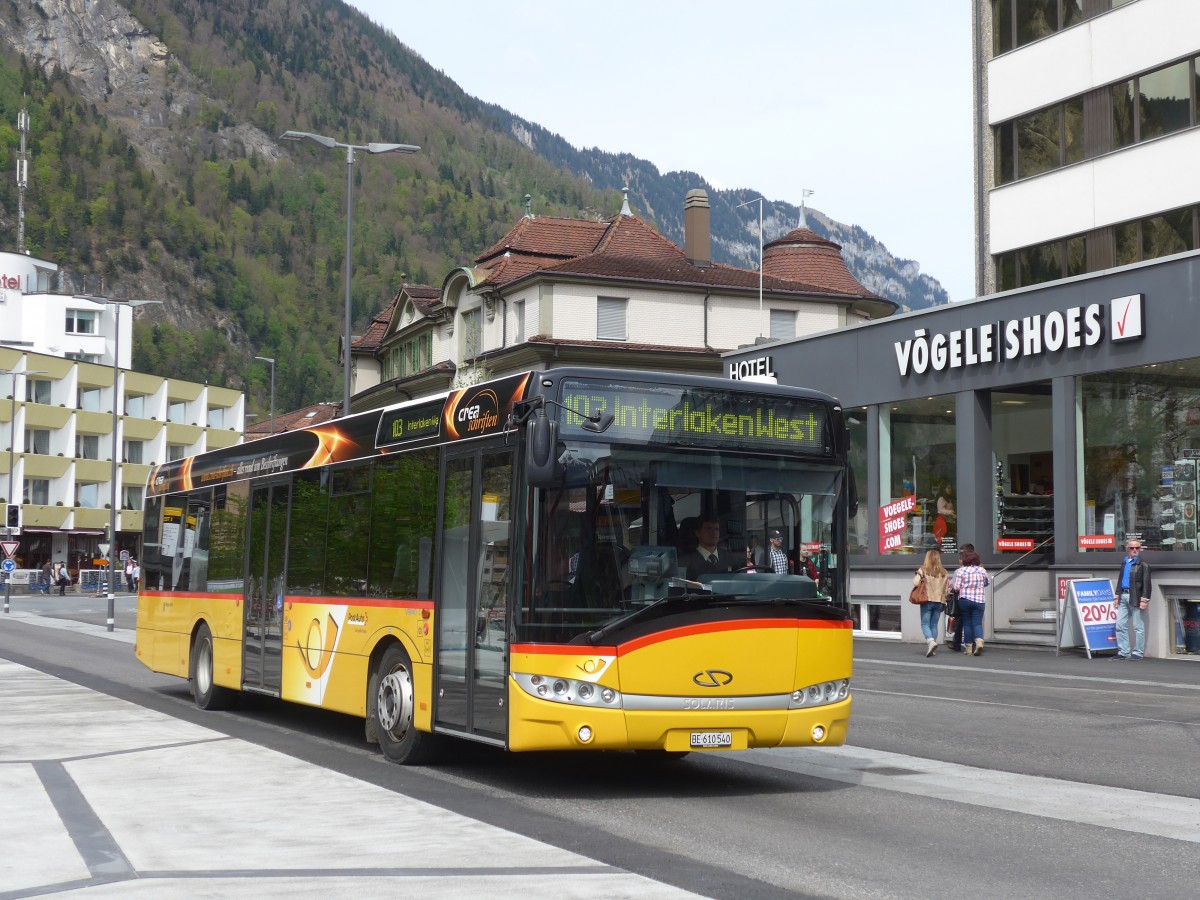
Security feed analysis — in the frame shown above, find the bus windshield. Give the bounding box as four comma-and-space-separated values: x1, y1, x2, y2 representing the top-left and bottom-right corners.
520, 441, 845, 644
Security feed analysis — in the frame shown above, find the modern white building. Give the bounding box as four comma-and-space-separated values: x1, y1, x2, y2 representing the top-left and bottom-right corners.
721, 0, 1200, 657
1, 251, 244, 580
975, 0, 1200, 294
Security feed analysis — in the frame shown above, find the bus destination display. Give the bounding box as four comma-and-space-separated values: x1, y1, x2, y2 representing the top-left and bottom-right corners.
557, 379, 829, 454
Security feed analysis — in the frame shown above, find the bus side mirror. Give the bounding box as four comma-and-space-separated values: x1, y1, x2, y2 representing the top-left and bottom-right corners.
525, 408, 562, 488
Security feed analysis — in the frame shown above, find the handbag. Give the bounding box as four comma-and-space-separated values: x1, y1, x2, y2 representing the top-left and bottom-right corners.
945, 588, 960, 618
908, 575, 928, 605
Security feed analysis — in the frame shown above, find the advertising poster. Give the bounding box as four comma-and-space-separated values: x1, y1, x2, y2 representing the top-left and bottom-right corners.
1059, 578, 1118, 658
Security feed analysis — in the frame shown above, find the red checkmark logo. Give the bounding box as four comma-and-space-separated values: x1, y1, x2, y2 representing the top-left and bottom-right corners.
1116, 297, 1135, 337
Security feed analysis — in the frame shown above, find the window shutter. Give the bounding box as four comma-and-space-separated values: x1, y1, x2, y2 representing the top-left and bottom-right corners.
770, 309, 796, 341
597, 297, 628, 341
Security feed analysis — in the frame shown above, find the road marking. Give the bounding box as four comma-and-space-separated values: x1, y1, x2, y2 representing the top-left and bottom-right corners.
852, 687, 1200, 725
855, 656, 1200, 691
740, 744, 1200, 843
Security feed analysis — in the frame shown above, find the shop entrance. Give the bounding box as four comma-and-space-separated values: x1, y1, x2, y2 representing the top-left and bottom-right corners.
992, 384, 1054, 554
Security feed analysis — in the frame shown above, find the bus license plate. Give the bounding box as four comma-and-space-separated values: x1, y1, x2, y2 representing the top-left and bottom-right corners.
690, 731, 733, 748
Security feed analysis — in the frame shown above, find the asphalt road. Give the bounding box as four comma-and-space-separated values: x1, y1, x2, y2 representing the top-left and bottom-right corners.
3, 604, 1199, 899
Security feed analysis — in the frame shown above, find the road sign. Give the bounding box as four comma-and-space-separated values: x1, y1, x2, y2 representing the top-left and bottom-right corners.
1, 559, 15, 573
0, 541, 18, 559
98, 543, 110, 557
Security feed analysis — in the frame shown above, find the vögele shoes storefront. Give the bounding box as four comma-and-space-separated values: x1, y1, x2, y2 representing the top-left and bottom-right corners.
725, 252, 1200, 659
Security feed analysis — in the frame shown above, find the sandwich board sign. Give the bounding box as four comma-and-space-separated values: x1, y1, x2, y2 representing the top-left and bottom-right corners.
1057, 578, 1118, 658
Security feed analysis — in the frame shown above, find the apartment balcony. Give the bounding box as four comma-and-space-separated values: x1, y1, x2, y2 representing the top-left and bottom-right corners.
206, 429, 241, 450
123, 418, 163, 440
23, 505, 70, 528
74, 458, 112, 482
76, 409, 113, 434
74, 507, 112, 529
24, 455, 72, 479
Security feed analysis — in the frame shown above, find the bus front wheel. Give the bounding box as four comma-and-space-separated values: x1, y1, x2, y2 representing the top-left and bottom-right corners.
372, 644, 436, 765
190, 622, 237, 710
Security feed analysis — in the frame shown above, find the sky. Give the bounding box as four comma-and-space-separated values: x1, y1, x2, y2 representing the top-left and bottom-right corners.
346, 1, 975, 302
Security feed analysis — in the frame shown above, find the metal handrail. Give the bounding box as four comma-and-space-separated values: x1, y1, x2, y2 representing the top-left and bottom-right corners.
987, 535, 1055, 633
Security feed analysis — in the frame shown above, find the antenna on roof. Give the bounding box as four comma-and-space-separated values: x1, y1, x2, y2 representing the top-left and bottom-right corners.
798, 188, 814, 229
620, 186, 632, 216
524, 194, 533, 218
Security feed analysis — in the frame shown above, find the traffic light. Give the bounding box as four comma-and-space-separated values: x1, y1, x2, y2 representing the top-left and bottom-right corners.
5, 504, 18, 529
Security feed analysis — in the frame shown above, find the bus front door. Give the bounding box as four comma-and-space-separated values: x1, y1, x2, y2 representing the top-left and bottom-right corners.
243, 481, 290, 695
436, 449, 513, 741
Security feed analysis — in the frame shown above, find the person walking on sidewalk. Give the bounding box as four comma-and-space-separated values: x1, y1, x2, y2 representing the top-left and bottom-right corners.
914, 550, 950, 657
951, 547, 990, 656
124, 557, 136, 592
1112, 540, 1151, 660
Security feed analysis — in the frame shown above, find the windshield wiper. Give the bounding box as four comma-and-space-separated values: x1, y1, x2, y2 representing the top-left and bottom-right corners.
577, 583, 739, 645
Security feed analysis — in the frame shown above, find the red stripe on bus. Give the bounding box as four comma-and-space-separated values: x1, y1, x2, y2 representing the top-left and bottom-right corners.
618, 618, 848, 655
511, 617, 849, 657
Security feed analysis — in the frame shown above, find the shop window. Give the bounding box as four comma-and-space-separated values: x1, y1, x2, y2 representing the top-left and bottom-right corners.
1172, 599, 1200, 655
1080, 362, 1200, 552
993, 388, 1054, 552
880, 397, 958, 555
851, 598, 901, 636
847, 409, 869, 554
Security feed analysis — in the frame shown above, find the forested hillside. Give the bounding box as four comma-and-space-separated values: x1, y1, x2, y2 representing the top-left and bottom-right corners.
0, 0, 946, 416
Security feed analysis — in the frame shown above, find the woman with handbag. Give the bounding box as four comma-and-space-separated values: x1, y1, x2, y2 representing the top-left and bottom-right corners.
913, 550, 950, 657
951, 546, 991, 656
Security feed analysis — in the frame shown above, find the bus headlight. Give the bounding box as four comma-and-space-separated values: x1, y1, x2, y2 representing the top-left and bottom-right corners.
789, 678, 850, 709
513, 673, 622, 708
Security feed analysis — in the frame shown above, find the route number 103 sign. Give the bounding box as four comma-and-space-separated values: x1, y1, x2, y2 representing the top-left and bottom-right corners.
1058, 578, 1118, 658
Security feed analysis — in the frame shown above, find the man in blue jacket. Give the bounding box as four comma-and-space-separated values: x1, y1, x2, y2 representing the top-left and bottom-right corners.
1112, 540, 1151, 660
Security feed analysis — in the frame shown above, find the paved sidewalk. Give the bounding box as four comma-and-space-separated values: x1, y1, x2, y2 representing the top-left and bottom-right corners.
0, 616, 701, 899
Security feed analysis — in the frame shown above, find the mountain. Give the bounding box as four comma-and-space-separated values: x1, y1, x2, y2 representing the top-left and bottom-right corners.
482, 114, 949, 310
0, 0, 947, 415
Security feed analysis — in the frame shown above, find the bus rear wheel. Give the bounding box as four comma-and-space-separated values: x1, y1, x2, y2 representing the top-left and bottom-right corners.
191, 622, 237, 710
372, 644, 436, 765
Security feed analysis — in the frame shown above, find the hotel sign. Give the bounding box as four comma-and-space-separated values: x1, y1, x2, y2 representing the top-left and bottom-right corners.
894, 294, 1143, 378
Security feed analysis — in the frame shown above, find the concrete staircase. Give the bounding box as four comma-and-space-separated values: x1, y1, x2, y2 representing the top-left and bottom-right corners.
992, 597, 1058, 647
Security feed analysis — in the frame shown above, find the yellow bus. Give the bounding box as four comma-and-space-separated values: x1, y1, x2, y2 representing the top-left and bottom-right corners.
136, 368, 855, 763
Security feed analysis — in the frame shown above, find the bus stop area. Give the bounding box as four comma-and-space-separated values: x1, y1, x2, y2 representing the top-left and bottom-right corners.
0, 612, 698, 899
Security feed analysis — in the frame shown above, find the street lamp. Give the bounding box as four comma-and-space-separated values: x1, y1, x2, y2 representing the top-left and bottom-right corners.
3, 367, 47, 615
279, 130, 420, 416
82, 296, 162, 631
737, 196, 766, 339
254, 356, 275, 435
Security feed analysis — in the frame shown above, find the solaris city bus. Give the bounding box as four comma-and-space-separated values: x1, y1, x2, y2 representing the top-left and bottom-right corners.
135, 367, 856, 763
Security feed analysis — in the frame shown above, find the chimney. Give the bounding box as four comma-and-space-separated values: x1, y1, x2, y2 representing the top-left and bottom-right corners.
684, 189, 711, 267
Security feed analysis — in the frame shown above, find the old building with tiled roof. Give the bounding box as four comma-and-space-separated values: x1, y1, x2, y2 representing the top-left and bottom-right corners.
349, 189, 895, 412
